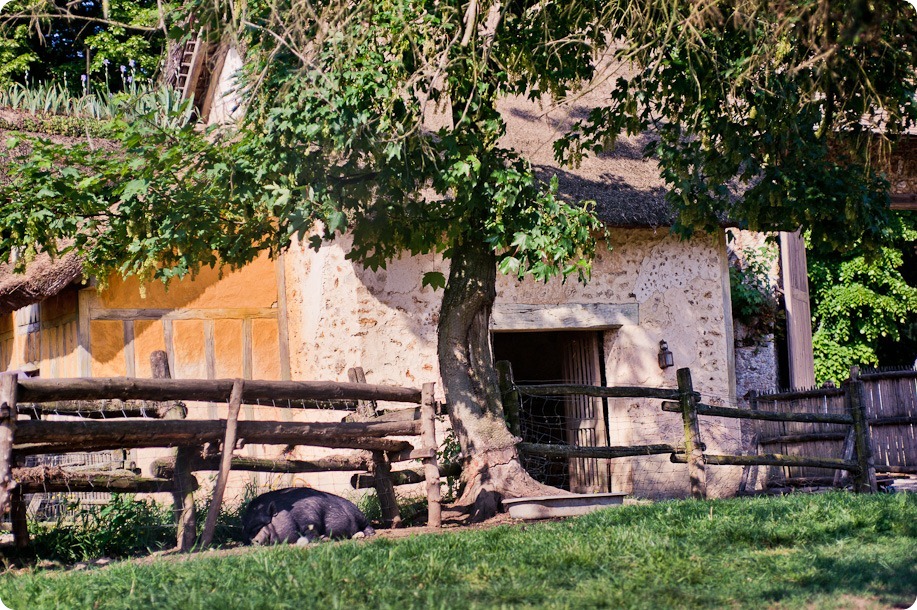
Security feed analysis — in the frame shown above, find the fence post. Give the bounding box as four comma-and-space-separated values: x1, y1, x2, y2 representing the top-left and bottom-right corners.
496, 360, 521, 437
200, 378, 244, 547
677, 368, 706, 499
347, 367, 400, 528
421, 382, 442, 528
154, 350, 197, 551
847, 366, 877, 493
737, 390, 759, 495
0, 373, 18, 520
372, 450, 402, 529
348, 367, 379, 419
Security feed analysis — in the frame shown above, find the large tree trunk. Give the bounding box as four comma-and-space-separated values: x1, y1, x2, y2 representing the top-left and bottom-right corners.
438, 235, 563, 521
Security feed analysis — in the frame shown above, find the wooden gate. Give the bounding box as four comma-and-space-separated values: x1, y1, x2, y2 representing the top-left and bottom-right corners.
861, 370, 917, 474
561, 333, 610, 493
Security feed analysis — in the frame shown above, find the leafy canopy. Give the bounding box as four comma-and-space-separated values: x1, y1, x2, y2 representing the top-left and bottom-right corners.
0, 0, 167, 89
1, 0, 609, 289
809, 213, 917, 383
558, 0, 917, 254
2, 0, 916, 295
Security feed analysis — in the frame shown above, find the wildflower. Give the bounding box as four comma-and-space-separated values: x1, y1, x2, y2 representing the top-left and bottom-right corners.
129, 59, 136, 68
120, 65, 127, 74
102, 58, 110, 66
81, 74, 87, 83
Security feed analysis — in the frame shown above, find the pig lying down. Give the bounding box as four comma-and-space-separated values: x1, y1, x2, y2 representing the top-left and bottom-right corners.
242, 487, 375, 545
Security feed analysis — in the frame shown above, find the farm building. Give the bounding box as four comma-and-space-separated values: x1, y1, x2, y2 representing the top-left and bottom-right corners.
13, 47, 916, 502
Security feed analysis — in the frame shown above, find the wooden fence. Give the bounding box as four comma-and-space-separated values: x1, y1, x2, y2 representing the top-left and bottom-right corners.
499, 363, 878, 499
751, 367, 917, 485
0, 353, 442, 552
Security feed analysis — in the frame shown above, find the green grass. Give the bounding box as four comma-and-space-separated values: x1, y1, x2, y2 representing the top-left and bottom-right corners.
0, 492, 915, 609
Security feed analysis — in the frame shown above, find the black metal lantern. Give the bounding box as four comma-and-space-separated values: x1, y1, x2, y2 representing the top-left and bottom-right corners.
658, 340, 674, 369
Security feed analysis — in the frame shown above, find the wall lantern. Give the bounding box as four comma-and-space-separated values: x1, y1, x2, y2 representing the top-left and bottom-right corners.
658, 340, 674, 369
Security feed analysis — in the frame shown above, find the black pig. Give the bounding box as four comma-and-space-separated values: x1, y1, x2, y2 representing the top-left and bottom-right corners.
242, 487, 375, 545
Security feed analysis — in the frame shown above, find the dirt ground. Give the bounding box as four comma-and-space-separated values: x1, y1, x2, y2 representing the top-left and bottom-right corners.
0, 508, 525, 575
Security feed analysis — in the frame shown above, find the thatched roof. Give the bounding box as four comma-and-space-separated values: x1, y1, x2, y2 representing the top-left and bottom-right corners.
0, 109, 92, 314
0, 251, 82, 314
0, 71, 678, 313
499, 67, 674, 229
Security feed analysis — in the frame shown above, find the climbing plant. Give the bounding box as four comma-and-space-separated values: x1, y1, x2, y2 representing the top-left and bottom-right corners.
808, 212, 917, 383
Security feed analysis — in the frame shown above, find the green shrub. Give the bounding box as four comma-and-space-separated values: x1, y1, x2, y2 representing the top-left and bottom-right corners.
729, 245, 780, 344
27, 495, 174, 563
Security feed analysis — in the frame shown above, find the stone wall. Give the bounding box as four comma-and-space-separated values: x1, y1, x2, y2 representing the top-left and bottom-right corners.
283, 227, 744, 499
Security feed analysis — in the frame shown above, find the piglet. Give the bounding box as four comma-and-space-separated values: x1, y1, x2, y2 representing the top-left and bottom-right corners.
242, 487, 375, 545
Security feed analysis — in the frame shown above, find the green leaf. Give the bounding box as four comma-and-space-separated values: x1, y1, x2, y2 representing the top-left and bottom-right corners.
421, 272, 446, 291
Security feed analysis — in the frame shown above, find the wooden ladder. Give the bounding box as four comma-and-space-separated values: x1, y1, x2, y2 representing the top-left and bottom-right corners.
174, 29, 205, 100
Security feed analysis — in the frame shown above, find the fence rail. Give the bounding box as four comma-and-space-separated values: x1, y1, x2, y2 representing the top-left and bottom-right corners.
0, 353, 442, 554
498, 362, 882, 500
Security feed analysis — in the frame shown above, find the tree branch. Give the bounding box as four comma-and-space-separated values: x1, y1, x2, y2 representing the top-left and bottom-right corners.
7, 12, 159, 32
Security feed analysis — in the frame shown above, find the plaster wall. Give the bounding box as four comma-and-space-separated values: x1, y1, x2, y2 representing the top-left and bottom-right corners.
283, 228, 744, 498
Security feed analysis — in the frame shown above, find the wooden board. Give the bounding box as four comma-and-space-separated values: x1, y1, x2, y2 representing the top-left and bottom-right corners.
491, 303, 638, 332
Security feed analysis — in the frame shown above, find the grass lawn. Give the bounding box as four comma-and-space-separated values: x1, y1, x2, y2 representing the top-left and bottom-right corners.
0, 492, 914, 609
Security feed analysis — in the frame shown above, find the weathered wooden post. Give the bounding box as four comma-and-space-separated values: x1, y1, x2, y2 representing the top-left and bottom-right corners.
421, 382, 441, 528
153, 350, 197, 551
737, 390, 759, 495
847, 366, 877, 493
0, 373, 18, 521
347, 366, 400, 528
371, 450, 402, 528
10, 485, 28, 549
347, 367, 379, 419
496, 361, 522, 437
200, 378, 244, 547
677, 368, 706, 499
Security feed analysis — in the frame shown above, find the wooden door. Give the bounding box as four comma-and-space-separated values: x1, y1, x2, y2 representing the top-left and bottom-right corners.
780, 230, 816, 388
561, 333, 610, 493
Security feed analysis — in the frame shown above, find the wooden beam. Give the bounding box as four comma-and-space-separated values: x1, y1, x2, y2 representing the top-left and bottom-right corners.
200, 379, 243, 547
14, 420, 416, 456
858, 370, 917, 382
421, 382, 441, 528
519, 442, 679, 459
17, 377, 423, 405
758, 432, 848, 445
779, 230, 816, 388
18, 400, 186, 420
352, 462, 462, 489
491, 303, 638, 332
660, 401, 854, 425
77, 288, 92, 377
13, 467, 196, 494
152, 452, 374, 479
123, 320, 136, 378
90, 308, 280, 321
519, 384, 683, 401
275, 255, 292, 381
678, 368, 706, 499
890, 193, 917, 210
0, 373, 18, 517
670, 452, 859, 472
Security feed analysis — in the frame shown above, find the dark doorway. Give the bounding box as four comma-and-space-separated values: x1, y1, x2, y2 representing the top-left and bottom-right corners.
493, 331, 610, 493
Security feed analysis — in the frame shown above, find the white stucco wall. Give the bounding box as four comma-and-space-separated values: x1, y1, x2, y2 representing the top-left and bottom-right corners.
281, 227, 743, 498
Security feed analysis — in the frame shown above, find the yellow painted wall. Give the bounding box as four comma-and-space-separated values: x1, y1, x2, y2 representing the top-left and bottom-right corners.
98, 253, 278, 310
133, 320, 166, 377
214, 319, 243, 378
252, 319, 280, 379
0, 286, 79, 376
90, 320, 126, 377
172, 319, 207, 379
